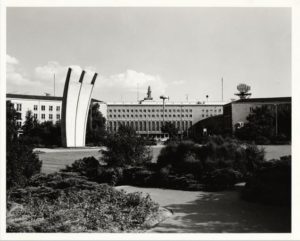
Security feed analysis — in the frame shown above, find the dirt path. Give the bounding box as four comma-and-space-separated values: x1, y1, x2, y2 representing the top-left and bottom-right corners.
116, 186, 291, 233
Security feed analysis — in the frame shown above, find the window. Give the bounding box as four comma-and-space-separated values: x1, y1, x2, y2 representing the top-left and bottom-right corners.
49, 114, 53, 120
189, 109, 192, 112
56, 106, 60, 111
34, 113, 38, 119
41, 105, 45, 111
34, 105, 38, 111
17, 121, 22, 128
202, 114, 204, 117
49, 106, 53, 111
16, 104, 22, 111
57, 114, 60, 119
127, 109, 129, 112
41, 114, 45, 119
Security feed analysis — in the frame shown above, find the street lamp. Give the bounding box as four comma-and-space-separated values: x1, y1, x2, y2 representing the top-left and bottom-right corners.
160, 95, 169, 136
274, 104, 278, 136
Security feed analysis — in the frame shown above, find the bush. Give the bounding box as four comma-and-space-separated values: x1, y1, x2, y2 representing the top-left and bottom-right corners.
242, 155, 291, 206
157, 136, 265, 182
7, 172, 159, 232
62, 156, 101, 180
101, 125, 152, 167
203, 168, 243, 191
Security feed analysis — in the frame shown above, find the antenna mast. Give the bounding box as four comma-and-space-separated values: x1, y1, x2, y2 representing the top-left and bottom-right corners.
54, 74, 56, 96
221, 77, 223, 102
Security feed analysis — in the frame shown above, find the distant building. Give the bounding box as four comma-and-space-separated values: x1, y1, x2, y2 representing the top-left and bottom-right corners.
6, 89, 226, 138
106, 87, 226, 138
223, 97, 291, 134
6, 93, 106, 129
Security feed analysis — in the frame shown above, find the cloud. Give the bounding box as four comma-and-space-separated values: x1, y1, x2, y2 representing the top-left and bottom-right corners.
97, 69, 167, 101
7, 58, 167, 101
171, 80, 185, 86
6, 54, 36, 92
6, 54, 19, 65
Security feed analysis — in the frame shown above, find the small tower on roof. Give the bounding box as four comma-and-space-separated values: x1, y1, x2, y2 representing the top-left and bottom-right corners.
145, 86, 153, 100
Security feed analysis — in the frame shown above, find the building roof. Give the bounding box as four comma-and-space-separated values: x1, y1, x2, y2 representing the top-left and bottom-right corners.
6, 93, 62, 101
232, 97, 291, 104
6, 93, 105, 103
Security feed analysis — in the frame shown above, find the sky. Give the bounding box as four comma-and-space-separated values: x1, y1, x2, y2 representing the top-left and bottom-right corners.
6, 7, 291, 103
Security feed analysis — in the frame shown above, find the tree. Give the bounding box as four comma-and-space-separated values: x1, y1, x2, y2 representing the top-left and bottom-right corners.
235, 104, 291, 143
86, 103, 107, 146
6, 101, 42, 189
6, 101, 19, 145
161, 122, 178, 139
101, 125, 152, 167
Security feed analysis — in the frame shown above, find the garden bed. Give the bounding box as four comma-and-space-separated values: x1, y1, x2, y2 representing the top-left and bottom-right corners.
7, 172, 165, 232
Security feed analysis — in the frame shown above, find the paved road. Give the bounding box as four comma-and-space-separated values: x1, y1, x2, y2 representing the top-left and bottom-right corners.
116, 186, 291, 233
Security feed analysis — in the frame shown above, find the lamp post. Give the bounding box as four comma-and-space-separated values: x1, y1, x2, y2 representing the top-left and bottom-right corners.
274, 104, 278, 136
160, 95, 169, 137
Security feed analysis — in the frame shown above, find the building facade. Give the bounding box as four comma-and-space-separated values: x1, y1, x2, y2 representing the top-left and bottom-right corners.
223, 97, 292, 134
6, 94, 63, 128
106, 100, 224, 137
6, 94, 106, 129
7, 92, 225, 138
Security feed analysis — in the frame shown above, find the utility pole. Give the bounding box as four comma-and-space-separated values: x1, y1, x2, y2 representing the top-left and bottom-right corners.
221, 77, 223, 102
275, 104, 278, 136
53, 74, 56, 96
160, 95, 169, 137
180, 104, 183, 140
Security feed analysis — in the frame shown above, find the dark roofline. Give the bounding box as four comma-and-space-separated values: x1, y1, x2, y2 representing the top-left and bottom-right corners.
232, 97, 291, 104
6, 93, 62, 101
6, 93, 105, 103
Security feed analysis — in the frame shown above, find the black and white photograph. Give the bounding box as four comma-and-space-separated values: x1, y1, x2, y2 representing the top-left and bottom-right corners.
0, 0, 299, 240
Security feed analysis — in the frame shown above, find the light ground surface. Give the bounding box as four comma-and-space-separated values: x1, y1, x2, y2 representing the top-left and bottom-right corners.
115, 186, 291, 233
38, 145, 291, 174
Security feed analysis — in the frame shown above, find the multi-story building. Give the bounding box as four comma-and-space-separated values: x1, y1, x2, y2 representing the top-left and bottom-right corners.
6, 89, 225, 138
6, 94, 63, 128
6, 93, 106, 129
223, 97, 292, 134
106, 87, 225, 137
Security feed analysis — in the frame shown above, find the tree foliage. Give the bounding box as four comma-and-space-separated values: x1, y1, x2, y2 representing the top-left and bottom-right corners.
6, 101, 42, 189
86, 103, 107, 146
235, 104, 291, 144
101, 125, 152, 167
21, 110, 61, 147
161, 122, 178, 139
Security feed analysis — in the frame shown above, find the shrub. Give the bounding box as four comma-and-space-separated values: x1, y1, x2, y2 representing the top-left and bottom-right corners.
7, 172, 159, 232
101, 125, 152, 167
62, 156, 101, 180
241, 155, 291, 206
157, 136, 265, 183
203, 168, 243, 191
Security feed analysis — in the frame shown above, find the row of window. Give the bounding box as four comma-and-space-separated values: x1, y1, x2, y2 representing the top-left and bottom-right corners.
108, 120, 193, 132
109, 108, 193, 113
15, 104, 61, 112
109, 114, 193, 118
34, 105, 60, 111
202, 109, 222, 112
37, 114, 60, 120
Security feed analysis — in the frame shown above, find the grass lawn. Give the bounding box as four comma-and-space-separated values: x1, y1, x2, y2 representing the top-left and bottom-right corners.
38, 145, 291, 174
